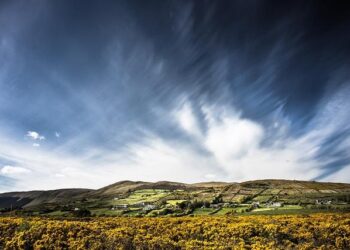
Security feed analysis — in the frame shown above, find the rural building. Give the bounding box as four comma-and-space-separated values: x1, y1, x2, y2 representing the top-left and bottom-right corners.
113, 204, 128, 210
315, 200, 332, 205
267, 202, 282, 207
143, 204, 157, 211
252, 201, 260, 208
134, 201, 152, 207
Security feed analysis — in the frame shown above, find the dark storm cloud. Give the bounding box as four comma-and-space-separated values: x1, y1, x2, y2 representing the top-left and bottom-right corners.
0, 0, 350, 190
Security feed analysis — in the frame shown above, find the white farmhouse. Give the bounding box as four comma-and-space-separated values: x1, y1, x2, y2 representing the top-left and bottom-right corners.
143, 204, 156, 211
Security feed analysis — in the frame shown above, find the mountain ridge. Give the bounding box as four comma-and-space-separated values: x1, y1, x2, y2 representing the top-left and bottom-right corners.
1, 179, 350, 210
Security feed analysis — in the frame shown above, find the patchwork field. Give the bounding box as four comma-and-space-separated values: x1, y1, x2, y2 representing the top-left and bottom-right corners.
1, 180, 350, 217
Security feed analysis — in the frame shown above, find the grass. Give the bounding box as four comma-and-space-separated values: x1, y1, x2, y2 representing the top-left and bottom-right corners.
246, 209, 313, 215
124, 210, 144, 217
215, 207, 236, 215
261, 188, 281, 195
248, 208, 328, 215
192, 208, 216, 215
113, 189, 170, 205
198, 204, 336, 216
91, 208, 124, 216
252, 195, 273, 202
134, 189, 169, 194
46, 211, 69, 216
279, 205, 303, 210
166, 200, 186, 205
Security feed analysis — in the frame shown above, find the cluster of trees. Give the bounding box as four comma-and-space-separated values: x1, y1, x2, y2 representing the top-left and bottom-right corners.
72, 208, 91, 217
177, 200, 210, 210
177, 196, 224, 210
0, 213, 349, 249
211, 195, 223, 204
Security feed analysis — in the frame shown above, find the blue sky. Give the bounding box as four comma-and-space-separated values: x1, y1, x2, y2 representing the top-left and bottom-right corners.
0, 0, 350, 191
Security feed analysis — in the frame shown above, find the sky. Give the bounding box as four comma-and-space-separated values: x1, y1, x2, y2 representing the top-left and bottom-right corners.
0, 0, 350, 192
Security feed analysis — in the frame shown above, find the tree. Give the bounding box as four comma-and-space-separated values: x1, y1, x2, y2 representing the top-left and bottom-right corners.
178, 201, 188, 210
212, 195, 223, 204
203, 201, 210, 208
72, 208, 91, 217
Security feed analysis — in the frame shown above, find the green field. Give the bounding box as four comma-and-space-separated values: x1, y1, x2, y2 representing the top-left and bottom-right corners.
252, 205, 303, 212
212, 206, 247, 215
1, 180, 350, 218
192, 208, 217, 215
113, 189, 170, 205
252, 195, 273, 202
91, 208, 124, 216
46, 211, 69, 216
166, 199, 186, 205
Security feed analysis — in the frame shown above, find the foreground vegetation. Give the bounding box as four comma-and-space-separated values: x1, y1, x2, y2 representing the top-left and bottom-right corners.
0, 213, 349, 249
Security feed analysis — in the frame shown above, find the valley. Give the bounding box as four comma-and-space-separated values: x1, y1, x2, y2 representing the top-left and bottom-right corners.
1, 179, 350, 217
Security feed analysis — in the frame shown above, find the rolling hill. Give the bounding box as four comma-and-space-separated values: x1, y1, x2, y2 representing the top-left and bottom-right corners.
1, 179, 350, 212
0, 189, 91, 209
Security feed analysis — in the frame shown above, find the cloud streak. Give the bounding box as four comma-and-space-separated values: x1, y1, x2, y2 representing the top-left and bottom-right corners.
0, 90, 347, 192
0, 1, 349, 191
0, 165, 31, 176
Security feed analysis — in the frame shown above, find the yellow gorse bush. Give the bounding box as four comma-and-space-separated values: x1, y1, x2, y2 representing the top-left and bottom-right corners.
0, 213, 349, 249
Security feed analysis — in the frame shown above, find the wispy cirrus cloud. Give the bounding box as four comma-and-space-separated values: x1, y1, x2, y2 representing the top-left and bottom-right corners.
174, 100, 322, 181
1, 90, 345, 192
0, 0, 349, 192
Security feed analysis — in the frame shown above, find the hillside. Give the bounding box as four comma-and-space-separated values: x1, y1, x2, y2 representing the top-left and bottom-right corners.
0, 180, 350, 208
0, 189, 92, 209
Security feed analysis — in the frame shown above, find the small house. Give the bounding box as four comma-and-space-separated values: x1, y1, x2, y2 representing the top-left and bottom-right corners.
134, 201, 152, 207
113, 204, 128, 210
143, 204, 157, 211
270, 202, 282, 207
316, 200, 332, 205
266, 202, 282, 207
252, 201, 260, 208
